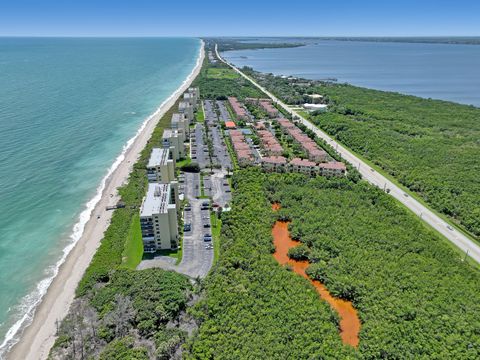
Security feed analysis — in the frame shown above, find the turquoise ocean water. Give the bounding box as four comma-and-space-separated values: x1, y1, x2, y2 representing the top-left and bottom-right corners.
0, 37, 200, 353
222, 40, 480, 107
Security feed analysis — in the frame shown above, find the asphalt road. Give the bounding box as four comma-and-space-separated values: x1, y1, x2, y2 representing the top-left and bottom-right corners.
216, 45, 480, 265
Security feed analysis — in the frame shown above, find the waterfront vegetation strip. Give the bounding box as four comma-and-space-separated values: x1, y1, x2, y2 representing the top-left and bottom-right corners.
187, 168, 480, 359
49, 95, 195, 358
310, 84, 480, 238
77, 99, 179, 295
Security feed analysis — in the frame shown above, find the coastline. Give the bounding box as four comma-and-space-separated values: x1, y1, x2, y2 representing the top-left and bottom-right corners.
6, 40, 204, 360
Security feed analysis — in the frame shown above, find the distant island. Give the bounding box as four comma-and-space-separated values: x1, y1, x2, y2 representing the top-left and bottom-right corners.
210, 36, 480, 49
318, 36, 480, 45
206, 37, 305, 51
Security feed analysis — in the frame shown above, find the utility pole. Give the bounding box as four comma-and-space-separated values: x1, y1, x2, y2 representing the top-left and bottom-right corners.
464, 250, 469, 262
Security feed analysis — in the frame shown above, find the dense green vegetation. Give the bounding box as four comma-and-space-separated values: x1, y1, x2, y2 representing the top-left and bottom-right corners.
243, 68, 480, 239
185, 169, 352, 359
312, 84, 480, 238
52, 269, 191, 359
206, 38, 305, 52
192, 59, 262, 100
188, 168, 480, 358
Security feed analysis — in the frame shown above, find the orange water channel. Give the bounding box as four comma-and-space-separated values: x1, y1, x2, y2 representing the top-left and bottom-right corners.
271, 204, 360, 347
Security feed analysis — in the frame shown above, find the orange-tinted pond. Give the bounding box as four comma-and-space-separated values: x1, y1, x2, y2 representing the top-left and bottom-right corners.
272, 205, 360, 347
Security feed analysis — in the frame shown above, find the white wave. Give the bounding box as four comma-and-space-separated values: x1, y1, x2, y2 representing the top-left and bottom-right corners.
0, 39, 203, 358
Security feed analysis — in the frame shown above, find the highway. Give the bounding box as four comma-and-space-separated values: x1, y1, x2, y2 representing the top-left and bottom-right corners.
215, 44, 480, 265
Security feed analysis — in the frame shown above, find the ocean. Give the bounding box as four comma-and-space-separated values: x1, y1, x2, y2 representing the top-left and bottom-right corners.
222, 40, 480, 107
0, 37, 200, 354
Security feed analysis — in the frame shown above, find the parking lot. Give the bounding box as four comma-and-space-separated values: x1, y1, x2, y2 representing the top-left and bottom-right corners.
191, 123, 209, 169
216, 100, 231, 122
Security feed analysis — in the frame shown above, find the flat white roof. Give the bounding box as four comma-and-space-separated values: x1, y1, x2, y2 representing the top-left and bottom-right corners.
303, 103, 328, 109
172, 113, 186, 123
178, 101, 192, 109
147, 148, 170, 168
140, 183, 173, 217
162, 129, 178, 139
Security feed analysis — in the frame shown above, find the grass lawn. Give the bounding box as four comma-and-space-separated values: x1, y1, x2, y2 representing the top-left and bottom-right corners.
223, 135, 239, 170
210, 212, 222, 264
196, 106, 205, 122
207, 67, 240, 79
176, 156, 191, 168
121, 214, 144, 269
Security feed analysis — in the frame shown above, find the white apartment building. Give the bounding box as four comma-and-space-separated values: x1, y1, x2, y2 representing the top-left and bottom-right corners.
178, 101, 194, 123
140, 182, 179, 252
171, 112, 189, 137
146, 148, 175, 183
162, 129, 185, 160
183, 92, 198, 110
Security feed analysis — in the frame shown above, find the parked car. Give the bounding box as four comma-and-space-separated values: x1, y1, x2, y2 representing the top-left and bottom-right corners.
184, 204, 191, 211
203, 222, 211, 228
203, 234, 212, 242
184, 223, 191, 231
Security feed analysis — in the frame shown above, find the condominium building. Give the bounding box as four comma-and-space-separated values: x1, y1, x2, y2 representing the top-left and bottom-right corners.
261, 156, 287, 172
140, 183, 179, 252
259, 100, 279, 118
289, 158, 318, 176
183, 92, 198, 110
228, 96, 248, 120
178, 101, 194, 123
188, 87, 199, 103
319, 162, 347, 177
146, 148, 175, 183
162, 129, 185, 160
171, 113, 189, 136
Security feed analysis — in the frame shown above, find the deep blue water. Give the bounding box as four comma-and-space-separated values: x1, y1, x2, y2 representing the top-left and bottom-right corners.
0, 37, 200, 353
222, 40, 480, 107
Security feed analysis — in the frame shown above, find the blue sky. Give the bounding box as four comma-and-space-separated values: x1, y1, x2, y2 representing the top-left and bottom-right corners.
1, 0, 479, 37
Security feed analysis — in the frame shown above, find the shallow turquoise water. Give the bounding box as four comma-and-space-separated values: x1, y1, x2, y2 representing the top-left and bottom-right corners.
0, 37, 199, 351
223, 40, 480, 107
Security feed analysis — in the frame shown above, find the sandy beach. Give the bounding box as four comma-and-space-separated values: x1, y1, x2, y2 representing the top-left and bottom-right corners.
7, 41, 204, 360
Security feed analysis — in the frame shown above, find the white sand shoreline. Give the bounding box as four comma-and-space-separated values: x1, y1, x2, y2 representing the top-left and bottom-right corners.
6, 40, 204, 360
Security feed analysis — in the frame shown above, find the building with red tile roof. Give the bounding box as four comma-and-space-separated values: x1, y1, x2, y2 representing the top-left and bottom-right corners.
225, 121, 236, 129
228, 97, 248, 120
289, 158, 318, 176
319, 162, 347, 176
259, 100, 279, 118
261, 156, 287, 172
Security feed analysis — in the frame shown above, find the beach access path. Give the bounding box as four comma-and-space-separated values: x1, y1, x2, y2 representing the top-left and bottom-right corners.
7, 42, 204, 360
215, 44, 480, 265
